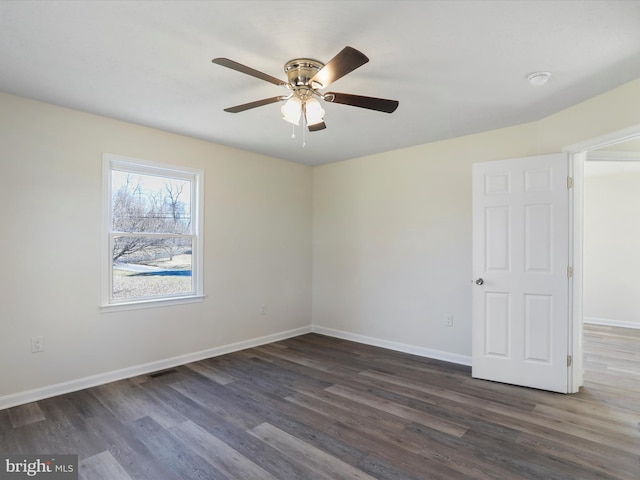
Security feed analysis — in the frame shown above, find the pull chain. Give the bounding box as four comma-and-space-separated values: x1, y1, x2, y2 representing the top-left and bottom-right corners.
302, 106, 307, 148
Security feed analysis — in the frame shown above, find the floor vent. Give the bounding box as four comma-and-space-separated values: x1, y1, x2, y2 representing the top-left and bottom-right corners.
148, 368, 178, 378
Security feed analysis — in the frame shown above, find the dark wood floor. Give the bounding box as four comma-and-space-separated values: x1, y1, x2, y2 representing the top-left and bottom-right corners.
1, 324, 639, 479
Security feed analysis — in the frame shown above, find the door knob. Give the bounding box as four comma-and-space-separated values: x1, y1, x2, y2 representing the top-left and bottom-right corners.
475, 278, 484, 285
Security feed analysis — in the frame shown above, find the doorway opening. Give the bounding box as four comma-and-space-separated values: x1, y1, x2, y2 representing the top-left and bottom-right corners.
565, 123, 640, 392
582, 150, 640, 393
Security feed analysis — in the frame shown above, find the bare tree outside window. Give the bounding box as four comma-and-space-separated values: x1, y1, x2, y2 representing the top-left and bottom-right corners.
109, 169, 195, 301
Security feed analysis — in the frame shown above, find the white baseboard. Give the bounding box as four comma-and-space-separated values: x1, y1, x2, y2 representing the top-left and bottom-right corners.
1, 324, 472, 411
0, 325, 312, 411
584, 317, 640, 330
311, 325, 472, 367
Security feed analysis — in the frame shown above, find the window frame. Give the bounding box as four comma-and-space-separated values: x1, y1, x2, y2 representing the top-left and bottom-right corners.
101, 153, 204, 311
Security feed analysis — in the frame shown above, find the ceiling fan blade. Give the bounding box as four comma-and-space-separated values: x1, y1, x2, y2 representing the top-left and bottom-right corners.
308, 121, 326, 132
223, 96, 285, 113
212, 58, 286, 86
310, 46, 369, 88
324, 92, 399, 113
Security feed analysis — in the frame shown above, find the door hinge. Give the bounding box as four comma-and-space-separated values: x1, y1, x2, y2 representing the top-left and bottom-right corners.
567, 355, 572, 367
567, 176, 574, 189
567, 266, 573, 278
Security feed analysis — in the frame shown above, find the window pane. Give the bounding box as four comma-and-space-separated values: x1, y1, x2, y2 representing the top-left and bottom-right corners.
111, 170, 191, 234
112, 236, 193, 300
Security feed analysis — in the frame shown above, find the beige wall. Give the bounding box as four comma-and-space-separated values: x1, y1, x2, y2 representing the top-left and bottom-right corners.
535, 77, 640, 153
0, 92, 312, 401
584, 170, 640, 326
312, 124, 539, 357
312, 77, 640, 357
3, 75, 640, 405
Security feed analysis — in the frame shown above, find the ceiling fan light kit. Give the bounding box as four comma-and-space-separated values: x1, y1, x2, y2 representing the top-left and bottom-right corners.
212, 46, 399, 136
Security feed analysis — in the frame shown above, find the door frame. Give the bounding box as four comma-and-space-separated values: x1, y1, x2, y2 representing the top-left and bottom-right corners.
564, 122, 640, 392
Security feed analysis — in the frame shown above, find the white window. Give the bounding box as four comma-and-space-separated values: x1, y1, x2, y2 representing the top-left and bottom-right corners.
102, 154, 203, 309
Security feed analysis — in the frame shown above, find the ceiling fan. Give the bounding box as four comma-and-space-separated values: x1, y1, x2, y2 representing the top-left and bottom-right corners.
212, 46, 399, 132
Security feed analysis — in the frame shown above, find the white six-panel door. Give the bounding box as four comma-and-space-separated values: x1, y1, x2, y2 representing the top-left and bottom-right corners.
472, 153, 569, 393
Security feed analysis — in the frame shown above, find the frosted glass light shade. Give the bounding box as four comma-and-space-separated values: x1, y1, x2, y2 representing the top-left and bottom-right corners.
281, 97, 302, 125
305, 97, 325, 125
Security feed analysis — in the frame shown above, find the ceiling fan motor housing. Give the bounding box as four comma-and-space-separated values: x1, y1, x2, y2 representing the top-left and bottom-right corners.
284, 59, 325, 90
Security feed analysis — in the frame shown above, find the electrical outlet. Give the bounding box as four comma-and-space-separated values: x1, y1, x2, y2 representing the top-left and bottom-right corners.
260, 304, 267, 315
31, 336, 44, 353
446, 315, 454, 327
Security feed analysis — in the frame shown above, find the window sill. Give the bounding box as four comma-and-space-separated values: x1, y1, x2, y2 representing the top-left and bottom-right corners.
101, 295, 205, 313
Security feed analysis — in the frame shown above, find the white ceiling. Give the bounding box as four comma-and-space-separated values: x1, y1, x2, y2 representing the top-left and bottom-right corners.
1, 1, 640, 166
